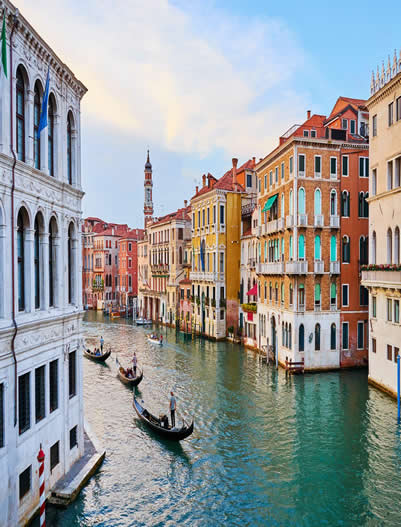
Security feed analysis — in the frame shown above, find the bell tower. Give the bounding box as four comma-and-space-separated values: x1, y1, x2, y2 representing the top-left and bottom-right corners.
144, 150, 153, 227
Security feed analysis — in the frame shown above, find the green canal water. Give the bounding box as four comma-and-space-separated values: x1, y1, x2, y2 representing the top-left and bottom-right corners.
42, 312, 401, 526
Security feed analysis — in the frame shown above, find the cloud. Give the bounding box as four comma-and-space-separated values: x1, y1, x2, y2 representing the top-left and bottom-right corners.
16, 0, 308, 160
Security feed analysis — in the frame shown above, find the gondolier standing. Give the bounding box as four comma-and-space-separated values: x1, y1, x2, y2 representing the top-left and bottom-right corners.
132, 352, 138, 377
170, 391, 176, 428
100, 336, 104, 352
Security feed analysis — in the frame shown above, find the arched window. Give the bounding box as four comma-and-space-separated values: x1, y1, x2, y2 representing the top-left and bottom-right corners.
275, 282, 278, 302
264, 240, 267, 261
371, 231, 376, 264
330, 282, 337, 307
288, 324, 292, 350
299, 324, 304, 352
285, 323, 288, 347
330, 190, 337, 215
395, 227, 400, 265
315, 323, 321, 351
358, 192, 364, 217
289, 236, 293, 260
67, 112, 74, 185
298, 187, 305, 215
341, 191, 350, 217
330, 235, 337, 262
16, 67, 26, 162
68, 223, 75, 304
281, 193, 285, 218
298, 234, 305, 260
289, 283, 293, 305
48, 95, 55, 177
387, 228, 393, 264
342, 235, 350, 263
281, 282, 284, 304
314, 235, 321, 260
33, 81, 42, 169
34, 213, 45, 309
330, 323, 336, 350
282, 322, 285, 345
359, 236, 368, 265
17, 208, 29, 311
363, 192, 369, 218
49, 217, 57, 307
315, 283, 321, 308
289, 189, 293, 216
179, 247, 182, 265
281, 238, 284, 261
314, 188, 321, 215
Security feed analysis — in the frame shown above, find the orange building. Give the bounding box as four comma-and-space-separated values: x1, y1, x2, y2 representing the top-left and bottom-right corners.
118, 229, 145, 308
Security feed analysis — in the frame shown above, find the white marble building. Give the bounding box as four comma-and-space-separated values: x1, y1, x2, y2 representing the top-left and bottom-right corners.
0, 2, 87, 524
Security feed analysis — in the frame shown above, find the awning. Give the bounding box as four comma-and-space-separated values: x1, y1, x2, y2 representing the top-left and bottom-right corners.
247, 284, 257, 296
262, 194, 278, 213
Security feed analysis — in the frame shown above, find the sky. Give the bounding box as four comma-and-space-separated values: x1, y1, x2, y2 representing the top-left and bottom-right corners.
16, 0, 401, 227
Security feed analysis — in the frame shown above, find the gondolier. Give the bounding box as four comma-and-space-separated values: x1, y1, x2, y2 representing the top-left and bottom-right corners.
170, 391, 176, 428
132, 352, 138, 377
100, 336, 104, 352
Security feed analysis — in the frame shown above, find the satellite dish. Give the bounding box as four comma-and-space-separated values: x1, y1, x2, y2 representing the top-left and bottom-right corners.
308, 333, 313, 343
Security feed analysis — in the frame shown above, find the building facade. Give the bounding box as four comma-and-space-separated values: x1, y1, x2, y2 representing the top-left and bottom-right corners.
118, 229, 144, 309
362, 52, 401, 396
256, 100, 369, 371
0, 3, 87, 524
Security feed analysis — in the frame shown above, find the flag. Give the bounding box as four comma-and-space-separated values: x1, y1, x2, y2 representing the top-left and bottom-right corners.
37, 68, 50, 138
1, 13, 7, 78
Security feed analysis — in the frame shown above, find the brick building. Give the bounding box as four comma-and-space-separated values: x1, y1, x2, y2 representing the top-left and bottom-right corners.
256, 98, 369, 370
118, 229, 145, 309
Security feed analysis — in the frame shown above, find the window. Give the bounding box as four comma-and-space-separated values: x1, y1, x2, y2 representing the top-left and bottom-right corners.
371, 231, 377, 265
49, 359, 58, 413
314, 235, 321, 260
394, 347, 400, 364
342, 156, 349, 176
202, 209, 205, 227
299, 324, 304, 351
16, 67, 26, 162
357, 322, 364, 349
70, 425, 78, 449
387, 228, 393, 264
35, 365, 45, 423
330, 235, 337, 262
48, 96, 55, 176
330, 190, 337, 216
311, 130, 316, 138
359, 236, 368, 264
275, 167, 278, 183
315, 324, 320, 351
387, 298, 393, 322
247, 173, 252, 187
69, 350, 76, 398
220, 205, 225, 225
298, 187, 305, 215
298, 283, 305, 307
387, 345, 393, 361
19, 466, 31, 500
342, 118, 348, 129
50, 441, 60, 472
289, 284, 293, 305
330, 157, 337, 177
372, 296, 377, 318
350, 119, 356, 134
298, 154, 305, 175
289, 156, 293, 174
397, 97, 401, 121
264, 174, 267, 191
330, 324, 336, 350
269, 171, 273, 185
281, 162, 284, 180
303, 129, 309, 137
67, 112, 74, 184
298, 234, 305, 260
315, 283, 321, 308
213, 206, 216, 224
0, 384, 4, 448
34, 215, 41, 309
342, 236, 350, 263
19, 372, 30, 435
68, 223, 74, 304
342, 322, 349, 350
289, 236, 293, 260
342, 284, 349, 307
371, 169, 377, 196
33, 82, 41, 169
17, 209, 26, 312
372, 114, 377, 137
360, 285, 368, 306
314, 156, 321, 177
395, 299, 400, 323
314, 188, 321, 216
372, 338, 376, 353
359, 157, 369, 178
389, 102, 394, 126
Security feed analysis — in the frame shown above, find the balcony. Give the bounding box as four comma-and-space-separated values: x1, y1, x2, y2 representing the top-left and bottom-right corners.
297, 214, 308, 227
256, 226, 262, 236
248, 258, 256, 269
265, 219, 278, 234
330, 261, 340, 274
314, 215, 324, 228
285, 260, 308, 274
277, 217, 285, 231
298, 303, 305, 312
361, 268, 401, 290
151, 264, 169, 276
330, 172, 338, 180
189, 271, 224, 282
330, 215, 340, 228
314, 261, 324, 274
256, 262, 285, 274
286, 215, 294, 229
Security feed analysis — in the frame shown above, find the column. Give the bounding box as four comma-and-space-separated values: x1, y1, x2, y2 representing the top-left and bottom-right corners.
40, 125, 48, 175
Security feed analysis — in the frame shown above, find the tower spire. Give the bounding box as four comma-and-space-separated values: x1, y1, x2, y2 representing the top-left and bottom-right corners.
144, 150, 153, 228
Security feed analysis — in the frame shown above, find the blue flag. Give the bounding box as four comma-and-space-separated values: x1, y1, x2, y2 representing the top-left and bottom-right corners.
37, 68, 50, 138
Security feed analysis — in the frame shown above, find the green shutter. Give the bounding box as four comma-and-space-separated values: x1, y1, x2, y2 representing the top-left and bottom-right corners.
330, 235, 336, 262
314, 235, 321, 260
331, 282, 336, 299
315, 283, 321, 301
299, 235, 305, 259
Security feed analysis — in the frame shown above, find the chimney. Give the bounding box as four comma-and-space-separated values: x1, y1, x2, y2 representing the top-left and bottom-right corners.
232, 158, 238, 186
184, 200, 187, 208
202, 174, 206, 187
307, 110, 311, 120
196, 185, 199, 194
252, 157, 256, 167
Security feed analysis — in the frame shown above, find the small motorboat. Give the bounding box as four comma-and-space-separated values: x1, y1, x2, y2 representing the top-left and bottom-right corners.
147, 336, 163, 346
116, 358, 143, 386
110, 311, 120, 319
133, 397, 194, 441
83, 348, 111, 363
136, 318, 152, 326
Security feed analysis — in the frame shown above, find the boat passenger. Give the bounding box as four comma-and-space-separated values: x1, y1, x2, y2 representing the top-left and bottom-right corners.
132, 352, 138, 377
95, 348, 101, 356
160, 335, 163, 344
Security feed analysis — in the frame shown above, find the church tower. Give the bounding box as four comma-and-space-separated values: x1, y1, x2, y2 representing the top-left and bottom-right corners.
144, 150, 154, 227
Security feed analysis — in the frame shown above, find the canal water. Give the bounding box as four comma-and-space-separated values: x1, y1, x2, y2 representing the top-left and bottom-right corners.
42, 311, 401, 526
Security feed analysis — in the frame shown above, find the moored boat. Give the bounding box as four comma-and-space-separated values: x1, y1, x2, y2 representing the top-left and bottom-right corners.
83, 348, 111, 362
133, 397, 194, 441
136, 318, 152, 326
147, 336, 163, 346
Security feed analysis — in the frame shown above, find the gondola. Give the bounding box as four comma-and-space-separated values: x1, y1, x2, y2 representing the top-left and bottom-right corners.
116, 358, 143, 386
83, 348, 111, 363
147, 336, 163, 346
133, 397, 194, 441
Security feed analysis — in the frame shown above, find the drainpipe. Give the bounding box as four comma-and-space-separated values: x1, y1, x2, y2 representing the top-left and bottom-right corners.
10, 9, 19, 427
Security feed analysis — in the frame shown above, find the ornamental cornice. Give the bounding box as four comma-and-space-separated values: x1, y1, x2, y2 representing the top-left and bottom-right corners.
368, 70, 401, 109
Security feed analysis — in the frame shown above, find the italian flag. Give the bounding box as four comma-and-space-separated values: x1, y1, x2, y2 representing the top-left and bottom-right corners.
1, 13, 7, 79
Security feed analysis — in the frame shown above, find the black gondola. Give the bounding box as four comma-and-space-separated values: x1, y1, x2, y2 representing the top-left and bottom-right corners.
83, 348, 111, 363
133, 397, 194, 441
116, 358, 143, 387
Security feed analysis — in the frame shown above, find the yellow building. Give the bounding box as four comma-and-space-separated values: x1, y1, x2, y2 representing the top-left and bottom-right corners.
190, 159, 256, 338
